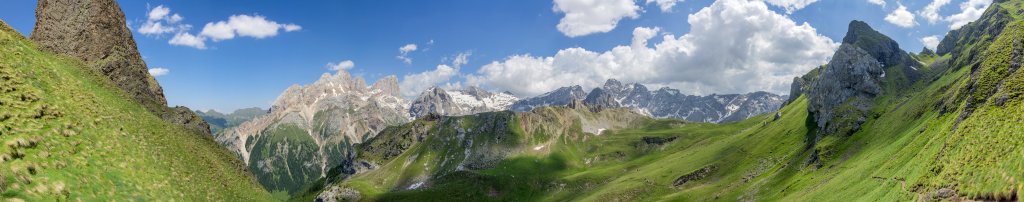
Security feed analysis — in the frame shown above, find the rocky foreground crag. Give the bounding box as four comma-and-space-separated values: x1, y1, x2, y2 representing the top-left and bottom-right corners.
30, 0, 210, 134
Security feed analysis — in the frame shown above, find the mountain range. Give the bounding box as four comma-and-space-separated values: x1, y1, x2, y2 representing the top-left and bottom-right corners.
513, 79, 786, 123
3, 0, 1024, 201
207, 66, 786, 196
209, 70, 786, 195
298, 1, 1024, 201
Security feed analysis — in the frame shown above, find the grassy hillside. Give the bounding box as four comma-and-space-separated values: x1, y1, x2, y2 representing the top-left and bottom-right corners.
310, 67, 1019, 201
303, 1, 1024, 201
0, 21, 273, 200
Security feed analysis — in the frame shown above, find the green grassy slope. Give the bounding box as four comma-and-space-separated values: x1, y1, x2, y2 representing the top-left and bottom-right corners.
0, 21, 273, 200
302, 1, 1024, 201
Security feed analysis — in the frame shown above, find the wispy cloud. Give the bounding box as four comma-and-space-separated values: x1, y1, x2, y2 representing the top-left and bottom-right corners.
327, 60, 355, 71
397, 43, 418, 64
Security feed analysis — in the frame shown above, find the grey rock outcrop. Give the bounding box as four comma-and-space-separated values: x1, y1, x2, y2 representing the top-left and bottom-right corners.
843, 21, 921, 84
803, 20, 924, 138
408, 86, 517, 118
807, 45, 885, 136
30, 0, 210, 134
784, 66, 823, 106
582, 88, 621, 109
786, 77, 806, 105
842, 21, 911, 67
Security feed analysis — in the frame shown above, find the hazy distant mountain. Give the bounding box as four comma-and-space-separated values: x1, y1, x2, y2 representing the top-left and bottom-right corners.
197, 108, 268, 134
511, 80, 785, 123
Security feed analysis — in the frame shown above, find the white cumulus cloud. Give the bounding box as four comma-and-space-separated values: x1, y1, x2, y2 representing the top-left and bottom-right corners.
920, 35, 941, 50
327, 60, 355, 71
552, 0, 640, 37
148, 67, 170, 77
169, 32, 206, 49
399, 64, 459, 97
200, 14, 301, 41
867, 0, 886, 7
947, 0, 992, 29
138, 5, 189, 35
647, 0, 684, 12
147, 5, 171, 21
918, 0, 951, 24
162, 14, 300, 49
467, 0, 837, 97
885, 4, 917, 28
763, 0, 819, 13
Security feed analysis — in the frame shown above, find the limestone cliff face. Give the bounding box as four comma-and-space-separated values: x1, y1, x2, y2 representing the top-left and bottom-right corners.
30, 0, 210, 134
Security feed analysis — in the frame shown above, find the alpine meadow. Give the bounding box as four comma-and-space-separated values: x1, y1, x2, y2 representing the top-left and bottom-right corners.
1, 0, 1023, 201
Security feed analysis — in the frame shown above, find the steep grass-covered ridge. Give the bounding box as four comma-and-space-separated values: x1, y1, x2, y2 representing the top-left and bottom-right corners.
0, 20, 272, 200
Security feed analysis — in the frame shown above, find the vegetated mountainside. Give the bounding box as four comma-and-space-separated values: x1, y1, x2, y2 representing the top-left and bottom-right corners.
30, 0, 210, 135
197, 107, 267, 134
301, 100, 652, 201
408, 86, 518, 118
216, 71, 411, 196
512, 80, 785, 123
0, 20, 272, 200
300, 2, 1024, 201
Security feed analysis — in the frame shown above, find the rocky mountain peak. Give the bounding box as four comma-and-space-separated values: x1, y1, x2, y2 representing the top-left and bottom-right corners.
841, 20, 911, 67
583, 88, 621, 108
603, 79, 624, 90
370, 75, 401, 97
408, 86, 518, 118
461, 86, 493, 98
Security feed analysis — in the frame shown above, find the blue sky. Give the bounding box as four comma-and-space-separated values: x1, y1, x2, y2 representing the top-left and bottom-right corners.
0, 0, 991, 112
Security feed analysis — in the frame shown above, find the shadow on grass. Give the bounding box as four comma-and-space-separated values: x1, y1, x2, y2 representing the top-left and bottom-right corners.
375, 154, 570, 202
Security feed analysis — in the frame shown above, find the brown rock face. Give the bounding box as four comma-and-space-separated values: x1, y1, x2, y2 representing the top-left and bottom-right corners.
30, 0, 210, 135
31, 0, 166, 108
